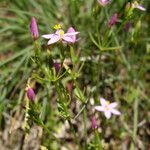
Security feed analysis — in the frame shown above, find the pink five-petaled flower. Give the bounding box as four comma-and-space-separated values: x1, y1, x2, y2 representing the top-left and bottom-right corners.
132, 1, 146, 11
92, 116, 97, 129
108, 13, 118, 28
42, 25, 79, 45
95, 97, 121, 119
97, 0, 111, 6
26, 87, 36, 102
30, 17, 39, 40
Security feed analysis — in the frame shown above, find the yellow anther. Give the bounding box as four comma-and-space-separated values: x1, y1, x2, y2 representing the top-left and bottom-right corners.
106, 100, 110, 105
54, 24, 61, 30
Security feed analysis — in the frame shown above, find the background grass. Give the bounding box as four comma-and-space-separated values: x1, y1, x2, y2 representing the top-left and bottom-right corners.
0, 0, 150, 149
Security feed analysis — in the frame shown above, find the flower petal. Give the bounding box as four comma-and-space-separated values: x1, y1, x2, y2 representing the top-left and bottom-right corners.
64, 32, 80, 36
42, 34, 54, 39
109, 102, 118, 108
67, 27, 75, 33
62, 36, 73, 43
95, 106, 104, 112
104, 111, 111, 119
137, 5, 146, 11
97, 0, 111, 6
111, 109, 121, 115
67, 27, 77, 43
100, 97, 107, 106
47, 35, 60, 45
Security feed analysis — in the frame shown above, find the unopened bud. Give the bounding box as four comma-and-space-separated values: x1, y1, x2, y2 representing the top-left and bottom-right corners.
54, 63, 61, 74
92, 116, 97, 129
26, 87, 35, 101
108, 13, 118, 28
30, 17, 39, 40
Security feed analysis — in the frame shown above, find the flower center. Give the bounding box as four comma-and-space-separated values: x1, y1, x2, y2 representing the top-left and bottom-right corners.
105, 100, 110, 110
59, 30, 64, 36
55, 29, 65, 40
106, 100, 110, 105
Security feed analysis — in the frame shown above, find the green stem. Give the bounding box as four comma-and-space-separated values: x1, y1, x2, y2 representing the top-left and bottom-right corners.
34, 40, 41, 57
68, 119, 82, 150
130, 98, 139, 150
83, 109, 87, 148
94, 130, 103, 150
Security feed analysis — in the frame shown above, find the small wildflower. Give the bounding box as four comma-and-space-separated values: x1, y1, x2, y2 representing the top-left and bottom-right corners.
92, 116, 97, 129
26, 87, 35, 102
95, 97, 121, 119
97, 0, 111, 6
42, 25, 79, 45
132, 1, 146, 11
30, 17, 39, 40
108, 13, 118, 28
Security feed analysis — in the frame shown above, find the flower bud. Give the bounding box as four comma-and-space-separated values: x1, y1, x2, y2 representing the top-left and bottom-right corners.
54, 63, 61, 74
27, 88, 35, 101
108, 13, 118, 28
92, 116, 97, 129
30, 17, 39, 40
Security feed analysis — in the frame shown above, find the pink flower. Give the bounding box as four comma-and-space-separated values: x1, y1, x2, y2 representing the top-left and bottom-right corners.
42, 25, 79, 45
92, 116, 97, 129
108, 13, 118, 28
30, 17, 39, 40
97, 0, 111, 6
67, 27, 77, 43
95, 97, 121, 119
26, 87, 35, 102
132, 2, 146, 11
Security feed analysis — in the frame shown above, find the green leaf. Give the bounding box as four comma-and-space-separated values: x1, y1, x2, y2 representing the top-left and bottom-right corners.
70, 46, 78, 65
126, 87, 140, 104
74, 86, 86, 103
55, 83, 71, 120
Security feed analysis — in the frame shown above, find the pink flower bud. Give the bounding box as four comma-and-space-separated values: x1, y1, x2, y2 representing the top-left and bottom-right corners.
54, 63, 61, 74
67, 27, 77, 43
30, 17, 39, 40
92, 116, 97, 129
97, 0, 111, 6
108, 13, 118, 28
27, 88, 35, 101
